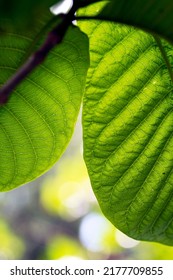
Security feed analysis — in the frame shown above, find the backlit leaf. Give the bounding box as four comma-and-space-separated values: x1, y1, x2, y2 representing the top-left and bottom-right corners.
79, 5, 173, 245
0, 13, 89, 191
98, 0, 173, 45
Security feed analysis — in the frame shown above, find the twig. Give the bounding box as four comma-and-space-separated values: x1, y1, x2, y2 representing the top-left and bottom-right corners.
0, 5, 77, 105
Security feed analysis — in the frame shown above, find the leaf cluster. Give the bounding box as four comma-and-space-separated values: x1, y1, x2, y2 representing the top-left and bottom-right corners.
1, 0, 173, 246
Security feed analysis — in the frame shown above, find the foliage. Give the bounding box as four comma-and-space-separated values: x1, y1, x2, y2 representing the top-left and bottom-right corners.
0, 0, 58, 28
0, 11, 89, 190
79, 2, 173, 245
98, 0, 173, 44
1, 0, 173, 246
1, 148, 173, 260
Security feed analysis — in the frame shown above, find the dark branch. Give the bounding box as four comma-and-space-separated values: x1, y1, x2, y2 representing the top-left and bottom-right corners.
0, 5, 77, 105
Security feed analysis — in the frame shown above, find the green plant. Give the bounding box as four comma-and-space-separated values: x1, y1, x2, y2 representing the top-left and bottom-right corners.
1, 0, 173, 246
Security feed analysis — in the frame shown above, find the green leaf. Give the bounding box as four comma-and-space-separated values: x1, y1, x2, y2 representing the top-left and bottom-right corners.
80, 10, 173, 245
97, 0, 173, 45
0, 0, 59, 30
0, 13, 89, 191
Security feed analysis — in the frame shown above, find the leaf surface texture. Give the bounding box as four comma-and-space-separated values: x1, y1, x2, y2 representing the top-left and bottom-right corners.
0, 15, 89, 191
80, 0, 173, 45
79, 5, 173, 245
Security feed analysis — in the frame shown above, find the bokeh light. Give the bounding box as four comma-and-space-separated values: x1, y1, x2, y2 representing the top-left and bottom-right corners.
115, 230, 140, 249
79, 212, 116, 254
40, 152, 96, 221
45, 235, 86, 260
0, 219, 25, 259
50, 0, 73, 15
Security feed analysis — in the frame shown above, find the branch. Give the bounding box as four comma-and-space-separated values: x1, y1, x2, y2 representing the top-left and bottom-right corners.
0, 5, 77, 105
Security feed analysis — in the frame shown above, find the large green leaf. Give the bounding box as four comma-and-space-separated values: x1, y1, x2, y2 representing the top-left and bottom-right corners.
0, 13, 89, 191
0, 0, 58, 29
97, 0, 173, 45
79, 6, 173, 245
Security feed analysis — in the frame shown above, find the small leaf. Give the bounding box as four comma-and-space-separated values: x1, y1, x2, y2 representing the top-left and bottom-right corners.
0, 13, 89, 191
79, 6, 173, 245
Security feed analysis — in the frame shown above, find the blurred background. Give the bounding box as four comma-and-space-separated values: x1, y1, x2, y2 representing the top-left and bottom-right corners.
0, 0, 173, 261
0, 113, 173, 260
